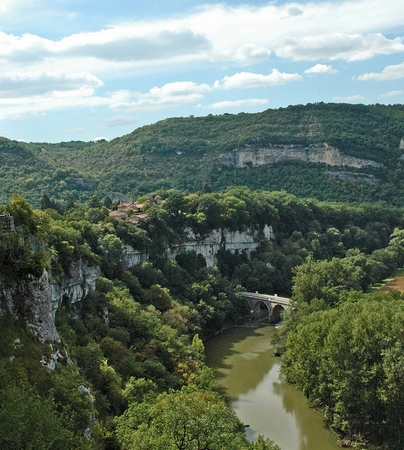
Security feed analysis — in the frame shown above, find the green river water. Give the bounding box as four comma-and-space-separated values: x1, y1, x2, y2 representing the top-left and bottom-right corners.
205, 326, 342, 450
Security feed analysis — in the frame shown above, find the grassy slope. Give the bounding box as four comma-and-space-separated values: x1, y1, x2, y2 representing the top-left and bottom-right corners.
375, 269, 404, 293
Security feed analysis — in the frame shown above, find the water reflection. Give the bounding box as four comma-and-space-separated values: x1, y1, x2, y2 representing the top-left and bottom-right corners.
205, 326, 341, 450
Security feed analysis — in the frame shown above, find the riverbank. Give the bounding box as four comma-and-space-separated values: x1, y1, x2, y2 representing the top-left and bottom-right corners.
205, 326, 342, 450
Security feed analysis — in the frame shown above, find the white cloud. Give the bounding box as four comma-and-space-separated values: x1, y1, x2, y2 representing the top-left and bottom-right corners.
0, 77, 211, 120
233, 44, 271, 62
276, 34, 404, 62
102, 115, 139, 128
0, 0, 10, 11
287, 7, 303, 17
0, 32, 55, 64
1, 0, 404, 132
356, 61, 404, 81
378, 90, 403, 99
189, 1, 404, 62
333, 94, 366, 102
0, 86, 124, 121
0, 71, 103, 98
64, 127, 85, 133
0, 28, 210, 65
11, 111, 45, 120
93, 136, 108, 142
1, 0, 403, 74
206, 98, 269, 110
0, 0, 51, 15
111, 81, 212, 111
305, 64, 338, 74
214, 70, 302, 90
59, 29, 210, 63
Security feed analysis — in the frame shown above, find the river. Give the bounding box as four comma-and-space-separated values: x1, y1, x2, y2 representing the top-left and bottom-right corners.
205, 326, 341, 450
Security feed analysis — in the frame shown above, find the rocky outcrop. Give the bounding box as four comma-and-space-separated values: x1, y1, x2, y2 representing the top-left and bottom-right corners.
122, 244, 149, 267
398, 138, 404, 162
168, 226, 274, 267
217, 143, 383, 169
59, 261, 101, 306
123, 225, 274, 268
0, 260, 100, 344
324, 171, 380, 185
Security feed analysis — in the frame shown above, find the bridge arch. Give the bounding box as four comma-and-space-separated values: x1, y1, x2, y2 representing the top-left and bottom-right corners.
248, 299, 273, 320
240, 291, 290, 324
271, 304, 285, 323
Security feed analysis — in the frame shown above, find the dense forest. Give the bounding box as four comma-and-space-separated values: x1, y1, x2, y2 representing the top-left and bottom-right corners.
1, 103, 404, 207
2, 185, 404, 449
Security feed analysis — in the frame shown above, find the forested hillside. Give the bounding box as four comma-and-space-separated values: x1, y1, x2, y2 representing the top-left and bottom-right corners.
1, 103, 404, 207
2, 102, 404, 449
2, 188, 404, 448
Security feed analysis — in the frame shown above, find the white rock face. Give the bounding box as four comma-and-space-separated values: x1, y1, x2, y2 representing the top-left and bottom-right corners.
123, 225, 274, 268
217, 143, 383, 169
123, 226, 274, 268
40, 348, 64, 370
0, 261, 100, 343
59, 261, 101, 305
122, 244, 148, 267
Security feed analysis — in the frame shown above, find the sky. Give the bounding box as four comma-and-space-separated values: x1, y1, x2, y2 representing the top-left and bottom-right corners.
0, 0, 403, 143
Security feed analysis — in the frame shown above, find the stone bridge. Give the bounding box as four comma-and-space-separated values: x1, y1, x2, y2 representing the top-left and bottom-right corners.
240, 291, 291, 323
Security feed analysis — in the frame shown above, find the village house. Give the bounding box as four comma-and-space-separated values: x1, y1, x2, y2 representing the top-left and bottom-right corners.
108, 202, 147, 225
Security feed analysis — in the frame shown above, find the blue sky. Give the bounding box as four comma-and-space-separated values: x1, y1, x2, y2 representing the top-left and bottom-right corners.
0, 0, 403, 143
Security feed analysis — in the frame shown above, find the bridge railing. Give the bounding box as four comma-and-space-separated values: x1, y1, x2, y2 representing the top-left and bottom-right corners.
239, 291, 290, 306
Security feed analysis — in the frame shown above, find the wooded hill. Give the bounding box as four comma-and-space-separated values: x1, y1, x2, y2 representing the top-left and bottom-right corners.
1, 102, 404, 207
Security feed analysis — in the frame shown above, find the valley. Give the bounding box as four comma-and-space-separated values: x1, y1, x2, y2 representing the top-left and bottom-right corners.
1, 103, 404, 449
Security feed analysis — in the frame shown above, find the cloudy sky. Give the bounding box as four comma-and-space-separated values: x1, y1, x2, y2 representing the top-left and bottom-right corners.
0, 0, 403, 142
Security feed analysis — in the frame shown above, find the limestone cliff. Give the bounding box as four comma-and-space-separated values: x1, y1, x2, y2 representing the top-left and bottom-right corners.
123, 225, 274, 268
217, 143, 383, 169
0, 260, 100, 344
398, 138, 404, 162
123, 243, 149, 267
0, 226, 272, 350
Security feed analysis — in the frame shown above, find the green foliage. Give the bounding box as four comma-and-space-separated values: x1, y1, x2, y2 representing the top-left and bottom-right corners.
1, 104, 404, 207
99, 233, 124, 278
3, 186, 404, 449
115, 386, 280, 450
0, 232, 47, 283
47, 220, 99, 274
144, 284, 173, 312
292, 256, 363, 305
282, 292, 404, 446
292, 229, 404, 306
0, 317, 92, 449
48, 368, 93, 437
0, 200, 51, 283
186, 266, 244, 334
0, 381, 84, 450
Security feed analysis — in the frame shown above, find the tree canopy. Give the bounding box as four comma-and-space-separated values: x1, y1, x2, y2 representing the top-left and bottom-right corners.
1, 186, 404, 449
